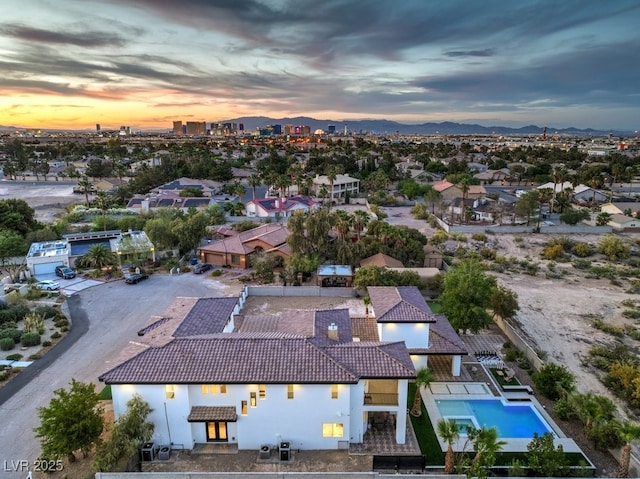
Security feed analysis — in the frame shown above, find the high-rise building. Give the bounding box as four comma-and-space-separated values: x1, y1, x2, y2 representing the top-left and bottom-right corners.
96, 123, 101, 132
327, 125, 335, 134
173, 121, 183, 135
186, 121, 206, 136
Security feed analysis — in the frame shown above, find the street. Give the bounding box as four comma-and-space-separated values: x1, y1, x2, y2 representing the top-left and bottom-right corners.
0, 273, 239, 479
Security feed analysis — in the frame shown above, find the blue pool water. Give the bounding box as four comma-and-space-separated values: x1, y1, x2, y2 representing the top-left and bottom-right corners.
435, 399, 553, 438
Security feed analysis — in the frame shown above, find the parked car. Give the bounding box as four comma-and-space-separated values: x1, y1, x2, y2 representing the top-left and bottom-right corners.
35, 280, 60, 291
193, 263, 213, 274
124, 273, 149, 284
55, 265, 76, 279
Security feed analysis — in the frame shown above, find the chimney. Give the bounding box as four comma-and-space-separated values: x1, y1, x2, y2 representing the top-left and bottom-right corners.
327, 323, 338, 341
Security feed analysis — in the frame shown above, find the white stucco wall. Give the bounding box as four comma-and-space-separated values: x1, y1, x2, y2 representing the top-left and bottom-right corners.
379, 322, 430, 349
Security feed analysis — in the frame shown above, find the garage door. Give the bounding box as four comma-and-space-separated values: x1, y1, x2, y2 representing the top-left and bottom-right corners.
34, 262, 64, 275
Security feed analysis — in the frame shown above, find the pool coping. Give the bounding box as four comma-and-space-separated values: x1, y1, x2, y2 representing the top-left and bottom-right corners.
423, 382, 583, 454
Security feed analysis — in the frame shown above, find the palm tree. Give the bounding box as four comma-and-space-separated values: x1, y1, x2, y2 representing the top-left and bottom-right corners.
78, 244, 117, 270
326, 165, 338, 209
437, 418, 460, 474
247, 173, 261, 201
469, 426, 506, 473
77, 177, 94, 206
93, 192, 112, 231
616, 420, 640, 477
410, 367, 434, 417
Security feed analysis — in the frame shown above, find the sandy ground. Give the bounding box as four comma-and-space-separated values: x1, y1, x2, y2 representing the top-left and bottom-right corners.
0, 180, 83, 223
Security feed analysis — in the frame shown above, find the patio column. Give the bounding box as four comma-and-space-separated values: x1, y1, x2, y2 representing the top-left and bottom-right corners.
451, 355, 461, 376
396, 379, 408, 444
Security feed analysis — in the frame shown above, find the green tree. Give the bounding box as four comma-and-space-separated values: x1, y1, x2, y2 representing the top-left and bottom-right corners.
0, 229, 27, 282
598, 235, 630, 261
437, 418, 460, 473
247, 173, 261, 201
144, 215, 180, 251
35, 379, 104, 462
466, 426, 506, 479
532, 363, 575, 400
440, 260, 496, 333
77, 243, 117, 270
93, 192, 112, 232
93, 395, 154, 472
596, 212, 612, 226
410, 367, 433, 417
514, 190, 540, 225
526, 432, 569, 477
77, 177, 95, 206
172, 211, 209, 254
559, 208, 589, 225
179, 186, 204, 197
616, 420, 640, 478
490, 285, 519, 320
0, 198, 39, 235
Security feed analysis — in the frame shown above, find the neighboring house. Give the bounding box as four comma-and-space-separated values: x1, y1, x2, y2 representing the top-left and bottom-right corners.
312, 174, 360, 202
245, 196, 318, 220
608, 214, 640, 232
94, 177, 128, 192
198, 224, 289, 269
99, 294, 416, 451
573, 185, 608, 204
153, 177, 224, 197
600, 202, 640, 216
368, 286, 468, 373
26, 239, 71, 276
127, 191, 218, 213
359, 253, 404, 269
537, 181, 574, 194
473, 169, 510, 184
432, 180, 461, 201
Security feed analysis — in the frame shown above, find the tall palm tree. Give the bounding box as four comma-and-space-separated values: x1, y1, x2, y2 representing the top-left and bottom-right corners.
77, 177, 94, 206
437, 418, 460, 474
247, 173, 261, 201
93, 192, 112, 231
469, 426, 506, 473
410, 367, 433, 417
616, 420, 640, 477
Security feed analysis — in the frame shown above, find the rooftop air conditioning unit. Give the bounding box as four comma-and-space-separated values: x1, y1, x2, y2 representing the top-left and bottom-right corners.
259, 444, 271, 459
157, 445, 171, 460
140, 442, 155, 462
279, 441, 291, 461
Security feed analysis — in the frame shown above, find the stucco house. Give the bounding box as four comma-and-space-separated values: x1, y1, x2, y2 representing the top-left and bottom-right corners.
312, 174, 360, 202
367, 286, 468, 374
245, 195, 317, 220
197, 224, 289, 269
99, 294, 416, 452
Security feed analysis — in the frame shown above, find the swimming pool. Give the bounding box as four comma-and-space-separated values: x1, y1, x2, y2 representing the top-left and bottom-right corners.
435, 399, 553, 438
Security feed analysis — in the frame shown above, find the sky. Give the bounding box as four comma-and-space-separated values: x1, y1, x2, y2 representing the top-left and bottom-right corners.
1, 0, 639, 131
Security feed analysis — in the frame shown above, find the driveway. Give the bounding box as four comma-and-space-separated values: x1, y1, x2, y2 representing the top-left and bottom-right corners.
0, 273, 239, 479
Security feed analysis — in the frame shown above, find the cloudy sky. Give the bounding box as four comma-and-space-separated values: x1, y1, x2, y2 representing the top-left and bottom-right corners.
1, 0, 638, 131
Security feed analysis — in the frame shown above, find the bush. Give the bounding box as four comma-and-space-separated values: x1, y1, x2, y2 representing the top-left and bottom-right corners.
33, 305, 60, 319
211, 270, 222, 277
542, 244, 564, 260
0, 321, 17, 330
572, 242, 594, 257
20, 332, 41, 347
42, 340, 52, 347
0, 337, 15, 351
532, 363, 575, 400
50, 331, 62, 339
0, 329, 23, 343
5, 353, 22, 361
471, 232, 488, 242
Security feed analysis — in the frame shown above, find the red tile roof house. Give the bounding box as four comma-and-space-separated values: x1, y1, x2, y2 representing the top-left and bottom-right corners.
197, 224, 290, 269
245, 195, 318, 220
367, 286, 468, 375
99, 294, 417, 452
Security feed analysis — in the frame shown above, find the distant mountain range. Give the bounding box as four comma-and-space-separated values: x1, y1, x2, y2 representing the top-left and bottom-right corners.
224, 116, 629, 136
0, 117, 632, 136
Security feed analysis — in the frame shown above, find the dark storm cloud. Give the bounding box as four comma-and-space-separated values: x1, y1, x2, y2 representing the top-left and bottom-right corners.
1, 24, 126, 47
445, 50, 494, 58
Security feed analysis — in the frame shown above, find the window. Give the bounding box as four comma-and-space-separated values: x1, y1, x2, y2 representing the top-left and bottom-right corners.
287, 384, 294, 400
220, 384, 227, 394
322, 423, 344, 438
259, 384, 266, 399
241, 400, 248, 416
331, 384, 338, 399
231, 254, 240, 265
206, 421, 228, 442
250, 392, 257, 407
165, 385, 175, 399
201, 384, 226, 395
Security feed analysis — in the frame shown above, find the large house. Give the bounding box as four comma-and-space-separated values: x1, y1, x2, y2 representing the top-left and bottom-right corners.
312, 174, 360, 202
99, 286, 467, 453
197, 224, 290, 269
245, 195, 317, 220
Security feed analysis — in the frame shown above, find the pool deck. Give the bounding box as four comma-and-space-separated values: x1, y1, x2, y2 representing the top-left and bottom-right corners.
422, 382, 584, 454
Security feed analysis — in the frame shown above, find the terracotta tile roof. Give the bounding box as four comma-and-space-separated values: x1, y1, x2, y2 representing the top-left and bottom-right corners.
350, 316, 380, 342
311, 309, 353, 346
199, 224, 289, 255
173, 297, 238, 337
433, 180, 455, 192
360, 253, 404, 268
324, 342, 415, 378
368, 286, 437, 323
188, 406, 237, 422
424, 314, 468, 355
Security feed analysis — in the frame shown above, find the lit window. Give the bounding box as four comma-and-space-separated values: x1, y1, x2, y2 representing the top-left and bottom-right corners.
241, 400, 248, 415
287, 384, 294, 400
259, 384, 266, 399
201, 384, 208, 395
250, 392, 257, 407
331, 384, 338, 399
165, 385, 175, 399
220, 384, 227, 394
322, 423, 344, 438
231, 254, 240, 264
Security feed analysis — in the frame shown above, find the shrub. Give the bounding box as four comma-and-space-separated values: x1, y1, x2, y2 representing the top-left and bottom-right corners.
532, 363, 575, 400
0, 329, 23, 343
20, 332, 41, 347
572, 242, 594, 257
542, 244, 564, 260
0, 321, 17, 330
29, 353, 42, 360
0, 337, 15, 351
50, 331, 62, 339
211, 270, 222, 277
471, 232, 488, 242
33, 305, 60, 319
479, 248, 497, 260
5, 353, 22, 361
553, 397, 575, 420
42, 340, 52, 347
586, 420, 622, 450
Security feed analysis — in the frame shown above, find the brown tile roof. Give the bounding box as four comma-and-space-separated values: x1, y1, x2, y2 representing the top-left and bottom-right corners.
173, 297, 238, 337
360, 253, 404, 268
368, 286, 437, 323
350, 316, 380, 342
188, 406, 237, 422
433, 180, 455, 192
324, 342, 415, 378
199, 224, 289, 255
423, 314, 468, 355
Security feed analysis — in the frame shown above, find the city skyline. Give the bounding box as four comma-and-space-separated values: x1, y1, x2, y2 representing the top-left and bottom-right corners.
1, 0, 639, 131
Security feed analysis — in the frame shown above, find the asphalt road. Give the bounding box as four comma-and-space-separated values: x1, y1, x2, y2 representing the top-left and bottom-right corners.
0, 273, 238, 479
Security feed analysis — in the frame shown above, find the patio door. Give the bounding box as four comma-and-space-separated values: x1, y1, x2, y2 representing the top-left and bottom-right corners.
206, 421, 228, 442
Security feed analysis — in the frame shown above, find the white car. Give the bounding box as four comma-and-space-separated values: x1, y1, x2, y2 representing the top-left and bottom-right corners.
35, 280, 60, 291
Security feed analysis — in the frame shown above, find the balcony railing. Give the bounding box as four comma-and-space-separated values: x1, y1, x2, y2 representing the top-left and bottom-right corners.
363, 392, 398, 406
